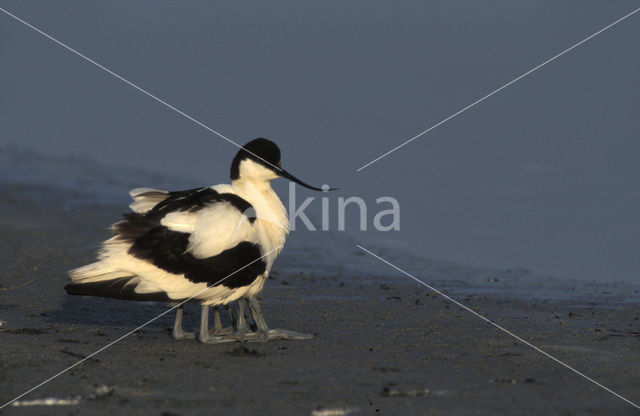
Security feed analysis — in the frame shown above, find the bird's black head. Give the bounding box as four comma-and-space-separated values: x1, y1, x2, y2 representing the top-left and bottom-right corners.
230, 138, 281, 180
230, 138, 335, 191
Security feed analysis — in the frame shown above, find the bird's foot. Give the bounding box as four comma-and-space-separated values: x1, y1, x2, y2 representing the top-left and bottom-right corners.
209, 326, 234, 336
199, 323, 246, 344
239, 329, 314, 343
197, 329, 313, 344
199, 331, 237, 344
172, 327, 195, 340
264, 328, 314, 341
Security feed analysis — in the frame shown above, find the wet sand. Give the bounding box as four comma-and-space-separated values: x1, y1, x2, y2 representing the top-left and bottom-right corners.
1, 182, 639, 415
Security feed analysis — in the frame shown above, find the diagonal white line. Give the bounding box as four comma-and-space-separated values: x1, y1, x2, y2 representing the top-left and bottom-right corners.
0, 7, 282, 172
0, 245, 282, 410
356, 244, 640, 411
356, 6, 640, 172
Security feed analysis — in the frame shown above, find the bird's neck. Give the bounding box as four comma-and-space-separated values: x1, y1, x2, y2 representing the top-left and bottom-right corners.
231, 179, 289, 256
232, 179, 287, 225
232, 178, 273, 192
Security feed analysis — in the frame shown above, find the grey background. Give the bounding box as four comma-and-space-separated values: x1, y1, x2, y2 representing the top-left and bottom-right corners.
1, 1, 639, 283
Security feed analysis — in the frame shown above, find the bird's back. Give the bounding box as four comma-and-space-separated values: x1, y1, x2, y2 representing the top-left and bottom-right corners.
66, 183, 277, 305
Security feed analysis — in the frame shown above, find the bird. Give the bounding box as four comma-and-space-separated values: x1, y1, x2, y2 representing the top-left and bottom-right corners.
65, 138, 332, 343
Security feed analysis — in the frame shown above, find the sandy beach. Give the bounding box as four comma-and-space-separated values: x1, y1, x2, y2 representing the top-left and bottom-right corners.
1, 181, 639, 416
2, 1, 640, 414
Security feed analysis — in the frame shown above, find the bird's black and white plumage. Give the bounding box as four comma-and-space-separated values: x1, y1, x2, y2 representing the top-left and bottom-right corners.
65, 138, 329, 343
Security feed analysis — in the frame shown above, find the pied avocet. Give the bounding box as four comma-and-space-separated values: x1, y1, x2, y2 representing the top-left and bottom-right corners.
65, 138, 331, 343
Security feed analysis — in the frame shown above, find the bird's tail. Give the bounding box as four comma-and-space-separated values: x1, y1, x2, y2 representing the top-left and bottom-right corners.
128, 187, 168, 214
68, 261, 134, 283
64, 276, 173, 302
65, 262, 174, 302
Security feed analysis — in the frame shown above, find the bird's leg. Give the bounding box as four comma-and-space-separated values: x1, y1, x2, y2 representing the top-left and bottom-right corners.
199, 304, 235, 344
198, 304, 209, 343
247, 296, 269, 341
235, 298, 248, 342
213, 307, 222, 331
208, 306, 233, 336
244, 296, 315, 342
225, 304, 234, 327
172, 304, 195, 340
247, 304, 258, 332
198, 298, 314, 343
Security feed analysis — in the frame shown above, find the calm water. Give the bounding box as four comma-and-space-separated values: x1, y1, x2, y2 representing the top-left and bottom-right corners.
2, 1, 639, 283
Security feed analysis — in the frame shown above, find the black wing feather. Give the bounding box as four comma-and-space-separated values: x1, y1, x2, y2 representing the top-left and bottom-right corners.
148, 187, 254, 221
113, 187, 264, 288
65, 277, 177, 302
